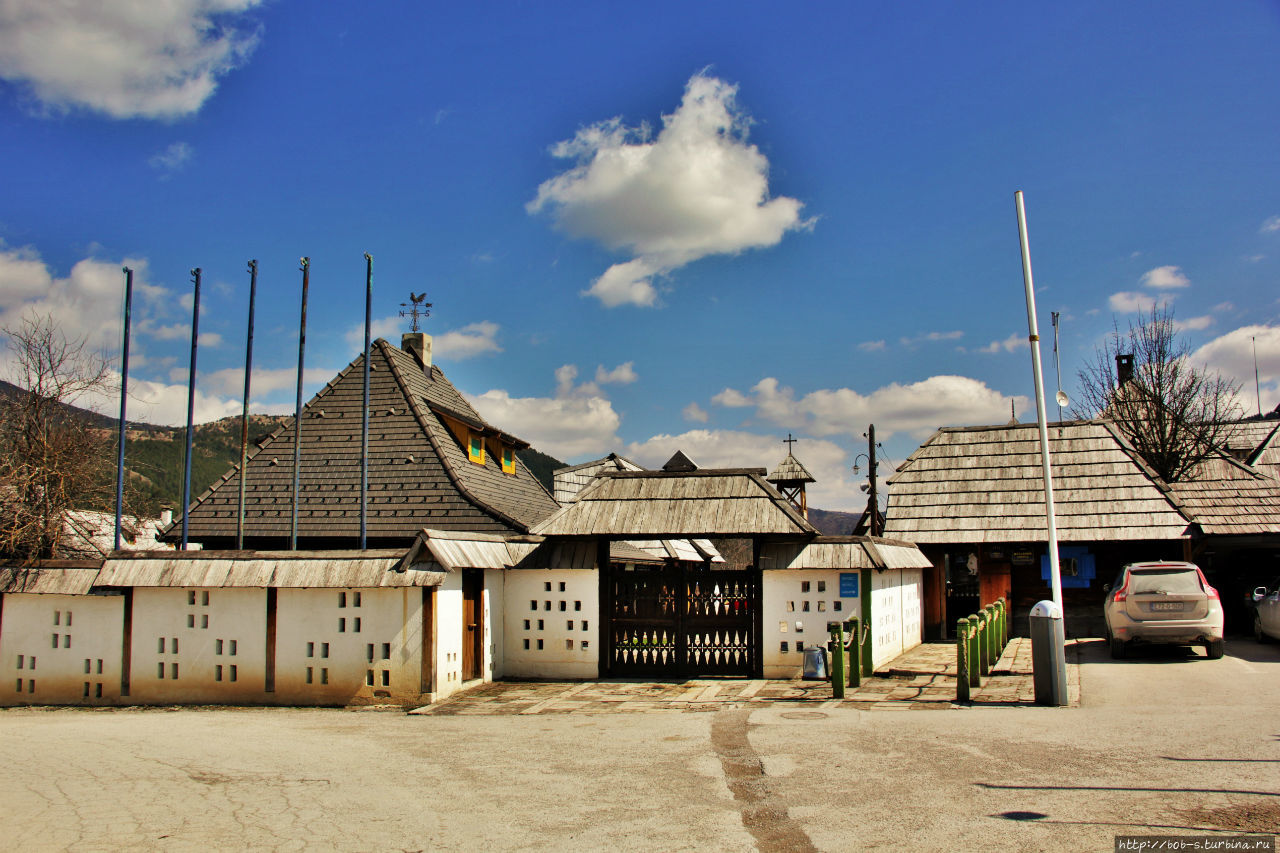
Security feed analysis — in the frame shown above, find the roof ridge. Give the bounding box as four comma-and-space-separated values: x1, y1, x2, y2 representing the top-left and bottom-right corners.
382, 340, 531, 532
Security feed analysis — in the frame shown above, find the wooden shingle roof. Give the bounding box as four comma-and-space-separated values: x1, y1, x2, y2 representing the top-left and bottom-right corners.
767, 452, 816, 485
884, 421, 1193, 544
531, 469, 818, 538
1167, 455, 1280, 535
178, 338, 560, 545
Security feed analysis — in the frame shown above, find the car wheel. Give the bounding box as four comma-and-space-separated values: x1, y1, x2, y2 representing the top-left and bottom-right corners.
1109, 634, 1127, 659
1256, 614, 1272, 644
1205, 638, 1224, 660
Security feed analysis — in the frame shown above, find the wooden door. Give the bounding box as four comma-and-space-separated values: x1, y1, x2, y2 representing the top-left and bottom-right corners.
462, 569, 483, 681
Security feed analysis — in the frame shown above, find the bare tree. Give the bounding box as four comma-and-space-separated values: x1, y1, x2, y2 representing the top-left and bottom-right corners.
1075, 306, 1242, 483
0, 315, 116, 561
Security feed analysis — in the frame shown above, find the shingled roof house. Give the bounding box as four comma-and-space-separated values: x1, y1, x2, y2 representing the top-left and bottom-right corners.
885, 419, 1280, 638
175, 332, 560, 549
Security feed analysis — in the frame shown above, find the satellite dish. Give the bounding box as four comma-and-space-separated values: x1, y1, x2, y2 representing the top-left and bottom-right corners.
1055, 390, 1070, 408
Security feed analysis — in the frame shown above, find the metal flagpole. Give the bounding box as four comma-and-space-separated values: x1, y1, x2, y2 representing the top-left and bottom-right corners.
291, 258, 310, 551
237, 260, 259, 550
181, 268, 202, 551
114, 267, 134, 552
1015, 192, 1062, 608
361, 253, 372, 550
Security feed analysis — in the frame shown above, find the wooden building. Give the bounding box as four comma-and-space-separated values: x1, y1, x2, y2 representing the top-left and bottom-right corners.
885, 419, 1280, 638
176, 333, 561, 549
1, 335, 932, 707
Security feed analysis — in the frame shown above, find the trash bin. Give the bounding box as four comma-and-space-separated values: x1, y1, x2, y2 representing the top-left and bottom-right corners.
1029, 600, 1067, 706
801, 646, 829, 681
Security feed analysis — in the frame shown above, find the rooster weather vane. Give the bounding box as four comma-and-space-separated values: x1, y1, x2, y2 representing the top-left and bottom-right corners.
400, 292, 431, 332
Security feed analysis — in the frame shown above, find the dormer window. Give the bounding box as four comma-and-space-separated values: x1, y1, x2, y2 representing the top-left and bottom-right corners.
468, 433, 485, 465
501, 445, 516, 475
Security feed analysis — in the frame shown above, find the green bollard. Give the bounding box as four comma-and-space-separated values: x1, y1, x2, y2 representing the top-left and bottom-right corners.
956, 619, 970, 703
976, 611, 989, 679
846, 618, 861, 688
995, 600, 1005, 652
985, 605, 998, 670
828, 623, 845, 699
967, 616, 981, 688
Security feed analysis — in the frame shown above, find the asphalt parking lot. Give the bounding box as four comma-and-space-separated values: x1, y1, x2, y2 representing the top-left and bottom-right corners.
1, 638, 1276, 851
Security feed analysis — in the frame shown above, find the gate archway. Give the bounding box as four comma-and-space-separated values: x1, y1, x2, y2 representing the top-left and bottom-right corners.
603, 562, 758, 678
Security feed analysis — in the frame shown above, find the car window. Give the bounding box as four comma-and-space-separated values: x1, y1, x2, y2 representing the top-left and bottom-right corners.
1128, 568, 1202, 595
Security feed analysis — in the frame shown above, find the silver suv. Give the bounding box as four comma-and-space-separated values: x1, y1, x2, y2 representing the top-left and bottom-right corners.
1104, 561, 1224, 659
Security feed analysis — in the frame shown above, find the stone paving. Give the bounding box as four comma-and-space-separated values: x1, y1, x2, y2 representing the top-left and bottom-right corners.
412, 637, 1085, 715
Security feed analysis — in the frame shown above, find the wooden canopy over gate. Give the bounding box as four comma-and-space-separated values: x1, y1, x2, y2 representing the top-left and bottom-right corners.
531, 467, 821, 679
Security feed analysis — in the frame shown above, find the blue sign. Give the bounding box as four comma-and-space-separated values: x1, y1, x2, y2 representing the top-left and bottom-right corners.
839, 572, 859, 598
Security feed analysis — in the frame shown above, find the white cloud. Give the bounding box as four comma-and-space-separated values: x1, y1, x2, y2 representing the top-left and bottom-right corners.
1245, 254, 1265, 263
1260, 215, 1280, 234
1173, 316, 1213, 332
711, 387, 752, 408
435, 322, 501, 360
712, 375, 1027, 441
343, 315, 403, 349
682, 402, 709, 423
1191, 324, 1280, 413
978, 333, 1026, 354
149, 142, 192, 177
528, 72, 811, 308
1213, 302, 1236, 313
342, 318, 501, 360
0, 0, 263, 119
595, 361, 637, 385
1139, 265, 1190, 289
899, 330, 964, 347
467, 388, 621, 461
0, 246, 172, 356
857, 340, 886, 352
1109, 291, 1165, 313
623, 429, 860, 511
198, 365, 337, 399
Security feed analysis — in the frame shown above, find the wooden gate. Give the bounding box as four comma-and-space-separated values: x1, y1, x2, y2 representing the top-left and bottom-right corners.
605, 565, 758, 677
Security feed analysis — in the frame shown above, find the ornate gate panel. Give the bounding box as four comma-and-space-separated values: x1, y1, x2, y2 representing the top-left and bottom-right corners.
607, 565, 757, 677
685, 572, 756, 676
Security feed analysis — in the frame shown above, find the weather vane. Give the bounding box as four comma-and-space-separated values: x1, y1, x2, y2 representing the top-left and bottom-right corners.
399, 292, 431, 332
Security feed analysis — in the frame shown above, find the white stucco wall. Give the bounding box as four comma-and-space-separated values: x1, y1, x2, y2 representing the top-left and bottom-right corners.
501, 570, 598, 679
434, 571, 464, 699
485, 569, 503, 682
130, 588, 268, 704
871, 568, 924, 669
1, 592, 124, 706
274, 587, 427, 706
761, 571, 860, 679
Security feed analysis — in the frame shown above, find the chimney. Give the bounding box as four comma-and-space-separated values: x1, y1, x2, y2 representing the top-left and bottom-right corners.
402, 332, 432, 370
160, 508, 173, 527
1116, 353, 1134, 386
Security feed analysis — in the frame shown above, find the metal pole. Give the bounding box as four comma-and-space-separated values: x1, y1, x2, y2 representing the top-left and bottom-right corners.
237, 260, 258, 551
1015, 191, 1063, 608
1253, 336, 1261, 417
1052, 311, 1063, 422
361, 253, 373, 550
867, 424, 880, 536
291, 257, 310, 551
114, 267, 134, 552
181, 268, 202, 551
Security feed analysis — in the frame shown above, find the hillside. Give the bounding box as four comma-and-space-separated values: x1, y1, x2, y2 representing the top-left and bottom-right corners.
1, 381, 567, 511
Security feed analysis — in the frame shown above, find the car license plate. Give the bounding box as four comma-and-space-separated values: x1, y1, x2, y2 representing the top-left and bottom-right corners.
1150, 602, 1185, 611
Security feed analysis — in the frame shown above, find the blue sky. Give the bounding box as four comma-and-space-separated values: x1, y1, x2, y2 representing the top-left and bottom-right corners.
2, 1, 1278, 511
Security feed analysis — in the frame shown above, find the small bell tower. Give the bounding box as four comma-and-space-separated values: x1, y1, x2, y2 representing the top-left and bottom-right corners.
766, 434, 816, 519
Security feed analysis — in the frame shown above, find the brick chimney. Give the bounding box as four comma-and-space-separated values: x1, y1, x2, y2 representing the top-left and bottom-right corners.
1116, 353, 1134, 385
402, 332, 432, 370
